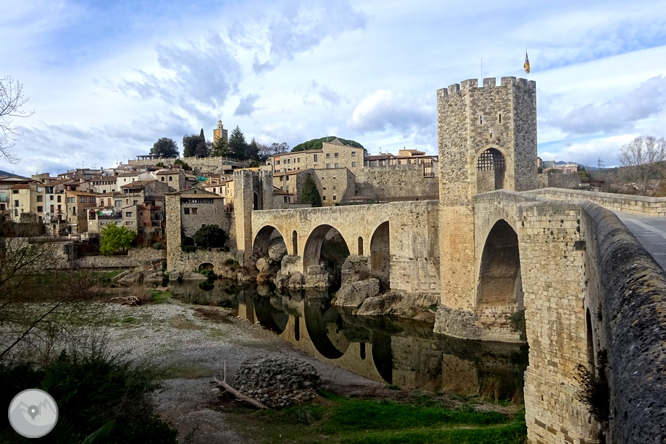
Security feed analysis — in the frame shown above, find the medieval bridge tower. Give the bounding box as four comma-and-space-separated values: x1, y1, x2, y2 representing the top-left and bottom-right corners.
437, 77, 537, 337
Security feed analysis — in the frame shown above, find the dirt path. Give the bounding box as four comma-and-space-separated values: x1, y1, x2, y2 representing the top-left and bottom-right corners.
98, 301, 383, 444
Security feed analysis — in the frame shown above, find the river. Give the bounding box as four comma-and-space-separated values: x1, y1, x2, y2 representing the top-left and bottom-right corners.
170, 279, 529, 401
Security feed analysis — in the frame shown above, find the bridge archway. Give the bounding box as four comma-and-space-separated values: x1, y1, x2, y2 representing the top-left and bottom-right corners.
252, 225, 288, 260
476, 148, 506, 193
303, 225, 350, 277
370, 221, 390, 287
477, 220, 523, 308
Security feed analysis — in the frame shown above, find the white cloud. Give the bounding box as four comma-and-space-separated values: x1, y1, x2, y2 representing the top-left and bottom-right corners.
546, 75, 666, 136
349, 90, 432, 134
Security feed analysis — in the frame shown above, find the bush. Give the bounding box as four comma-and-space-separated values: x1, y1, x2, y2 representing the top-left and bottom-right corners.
193, 225, 227, 249
152, 242, 162, 250
0, 343, 178, 443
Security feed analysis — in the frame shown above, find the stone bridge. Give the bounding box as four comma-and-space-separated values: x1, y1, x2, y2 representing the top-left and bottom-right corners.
246, 190, 665, 444
250, 200, 440, 295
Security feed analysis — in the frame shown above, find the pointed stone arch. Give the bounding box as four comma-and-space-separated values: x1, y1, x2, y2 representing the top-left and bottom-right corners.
477, 219, 523, 308
476, 147, 506, 193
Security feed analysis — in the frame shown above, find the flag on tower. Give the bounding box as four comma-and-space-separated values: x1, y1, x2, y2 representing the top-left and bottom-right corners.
523, 52, 530, 74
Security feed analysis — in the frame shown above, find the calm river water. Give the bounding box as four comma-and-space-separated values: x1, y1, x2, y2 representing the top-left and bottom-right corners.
170, 279, 528, 400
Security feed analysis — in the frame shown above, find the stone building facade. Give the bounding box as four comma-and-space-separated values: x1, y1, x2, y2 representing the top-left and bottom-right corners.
266, 139, 364, 175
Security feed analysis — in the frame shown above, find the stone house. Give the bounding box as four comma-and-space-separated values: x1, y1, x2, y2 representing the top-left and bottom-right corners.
171, 189, 227, 238
9, 183, 45, 223
156, 168, 186, 191
266, 138, 364, 175
65, 190, 98, 233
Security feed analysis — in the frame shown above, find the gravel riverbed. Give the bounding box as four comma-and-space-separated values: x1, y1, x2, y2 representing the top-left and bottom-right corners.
86, 301, 381, 443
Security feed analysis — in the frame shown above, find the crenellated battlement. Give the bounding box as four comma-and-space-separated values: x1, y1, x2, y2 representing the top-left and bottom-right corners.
438, 77, 536, 96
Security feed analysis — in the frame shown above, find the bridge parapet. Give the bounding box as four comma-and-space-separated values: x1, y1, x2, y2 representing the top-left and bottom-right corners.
527, 187, 666, 217
580, 202, 666, 443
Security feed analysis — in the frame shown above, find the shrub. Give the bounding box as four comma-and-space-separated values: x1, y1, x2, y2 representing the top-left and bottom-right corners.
193, 225, 227, 249
153, 242, 162, 250
0, 343, 178, 443
300, 174, 322, 207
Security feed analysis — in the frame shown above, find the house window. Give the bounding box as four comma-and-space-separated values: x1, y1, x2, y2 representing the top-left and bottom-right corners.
191, 208, 198, 215
161, 177, 165, 181
184, 208, 190, 215
125, 212, 132, 217
12, 190, 18, 194
79, 197, 87, 203
169, 176, 173, 181
352, 162, 356, 167
72, 207, 76, 215
49, 195, 53, 200
333, 186, 336, 190
334, 153, 339, 158
351, 151, 356, 157
326, 153, 330, 158
283, 196, 288, 203
37, 206, 43, 212
67, 197, 75, 203
57, 196, 61, 202
37, 195, 43, 202
14, 200, 19, 207
322, 196, 326, 200
314, 154, 318, 162
326, 164, 330, 168
322, 187, 326, 190
115, 200, 122, 207
334, 163, 339, 168
333, 196, 337, 201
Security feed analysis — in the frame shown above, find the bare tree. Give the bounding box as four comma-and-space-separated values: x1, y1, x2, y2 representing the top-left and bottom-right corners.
618, 136, 666, 195
0, 75, 34, 163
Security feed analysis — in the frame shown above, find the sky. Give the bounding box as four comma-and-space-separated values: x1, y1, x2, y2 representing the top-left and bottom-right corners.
1, 0, 666, 176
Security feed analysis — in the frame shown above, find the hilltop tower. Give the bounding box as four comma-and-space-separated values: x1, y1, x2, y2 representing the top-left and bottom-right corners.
437, 77, 537, 314
213, 120, 228, 144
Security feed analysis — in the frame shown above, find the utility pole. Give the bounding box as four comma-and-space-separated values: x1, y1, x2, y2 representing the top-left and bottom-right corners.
597, 158, 604, 170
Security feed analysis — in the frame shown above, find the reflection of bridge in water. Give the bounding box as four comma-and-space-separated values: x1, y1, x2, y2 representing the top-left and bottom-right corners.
173, 281, 528, 399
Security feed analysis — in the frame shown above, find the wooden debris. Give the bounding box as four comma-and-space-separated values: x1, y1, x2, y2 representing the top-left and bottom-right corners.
211, 361, 268, 410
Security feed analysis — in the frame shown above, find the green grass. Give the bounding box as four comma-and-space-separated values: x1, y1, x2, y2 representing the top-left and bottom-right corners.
225, 393, 526, 444
149, 289, 173, 303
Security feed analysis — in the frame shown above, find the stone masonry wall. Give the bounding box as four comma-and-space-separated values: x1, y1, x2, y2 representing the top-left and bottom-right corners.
354, 165, 439, 201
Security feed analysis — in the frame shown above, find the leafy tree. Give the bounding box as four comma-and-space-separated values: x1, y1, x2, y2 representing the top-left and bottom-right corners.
193, 224, 227, 249
182, 132, 205, 158
211, 136, 230, 157
0, 76, 33, 164
100, 224, 136, 256
300, 174, 322, 207
618, 136, 666, 195
247, 137, 260, 160
150, 137, 179, 158
194, 140, 210, 157
228, 125, 248, 160
292, 136, 365, 154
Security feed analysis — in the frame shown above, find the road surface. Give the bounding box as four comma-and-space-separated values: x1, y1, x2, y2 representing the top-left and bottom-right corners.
613, 212, 666, 270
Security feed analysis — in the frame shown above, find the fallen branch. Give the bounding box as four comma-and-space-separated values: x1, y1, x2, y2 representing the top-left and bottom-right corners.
211, 361, 268, 410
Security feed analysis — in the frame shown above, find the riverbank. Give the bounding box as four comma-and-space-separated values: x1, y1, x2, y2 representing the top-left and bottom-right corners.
0, 294, 526, 443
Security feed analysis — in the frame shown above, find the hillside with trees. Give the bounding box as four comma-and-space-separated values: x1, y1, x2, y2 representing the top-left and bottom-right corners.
292, 136, 365, 153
